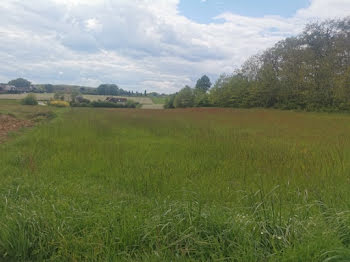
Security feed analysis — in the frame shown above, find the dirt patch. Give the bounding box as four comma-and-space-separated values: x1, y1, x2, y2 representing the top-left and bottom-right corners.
0, 114, 33, 142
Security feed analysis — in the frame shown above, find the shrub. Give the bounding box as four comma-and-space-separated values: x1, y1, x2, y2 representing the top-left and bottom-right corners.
49, 100, 70, 107
126, 100, 140, 108
21, 94, 38, 105
173, 86, 194, 108
71, 100, 139, 108
54, 92, 65, 101
91, 101, 127, 108
70, 101, 91, 107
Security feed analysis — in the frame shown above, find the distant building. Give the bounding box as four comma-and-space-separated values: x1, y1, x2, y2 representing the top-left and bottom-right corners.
0, 84, 33, 93
16, 85, 34, 93
106, 97, 127, 103
0, 84, 16, 92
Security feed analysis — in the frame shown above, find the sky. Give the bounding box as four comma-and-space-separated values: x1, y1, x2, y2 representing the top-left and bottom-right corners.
0, 0, 350, 93
179, 0, 310, 23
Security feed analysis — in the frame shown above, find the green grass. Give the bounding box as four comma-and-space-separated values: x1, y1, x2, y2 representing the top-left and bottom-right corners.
0, 99, 59, 120
0, 107, 350, 261
150, 96, 167, 104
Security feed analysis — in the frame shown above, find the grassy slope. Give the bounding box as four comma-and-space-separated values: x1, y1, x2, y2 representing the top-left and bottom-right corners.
0, 99, 60, 120
150, 96, 167, 104
1, 108, 350, 261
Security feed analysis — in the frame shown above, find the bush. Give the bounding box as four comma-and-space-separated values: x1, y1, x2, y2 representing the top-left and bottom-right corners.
49, 100, 70, 107
54, 93, 65, 101
173, 86, 194, 108
71, 99, 139, 108
91, 101, 139, 108
70, 101, 91, 107
21, 94, 38, 105
164, 95, 176, 109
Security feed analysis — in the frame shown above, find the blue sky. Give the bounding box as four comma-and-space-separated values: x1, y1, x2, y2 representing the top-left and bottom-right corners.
0, 0, 349, 93
179, 0, 310, 23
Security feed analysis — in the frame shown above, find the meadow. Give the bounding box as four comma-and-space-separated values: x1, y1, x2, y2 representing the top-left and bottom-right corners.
0, 94, 157, 108
0, 105, 350, 261
150, 96, 168, 105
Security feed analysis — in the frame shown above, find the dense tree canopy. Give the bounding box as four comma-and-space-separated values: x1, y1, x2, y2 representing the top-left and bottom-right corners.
43, 84, 54, 93
195, 75, 212, 93
173, 86, 194, 108
96, 84, 145, 96
96, 84, 119, 95
166, 17, 350, 111
209, 17, 350, 111
165, 75, 212, 108
8, 78, 31, 88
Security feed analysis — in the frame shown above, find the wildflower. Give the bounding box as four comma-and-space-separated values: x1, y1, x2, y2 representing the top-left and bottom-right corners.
49, 100, 70, 107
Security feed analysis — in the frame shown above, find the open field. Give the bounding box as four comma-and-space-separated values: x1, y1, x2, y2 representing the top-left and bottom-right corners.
0, 100, 60, 143
150, 96, 167, 104
0, 93, 162, 108
1, 107, 350, 261
0, 100, 58, 119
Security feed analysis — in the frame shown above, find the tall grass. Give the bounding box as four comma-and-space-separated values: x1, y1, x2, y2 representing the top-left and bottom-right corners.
0, 107, 350, 261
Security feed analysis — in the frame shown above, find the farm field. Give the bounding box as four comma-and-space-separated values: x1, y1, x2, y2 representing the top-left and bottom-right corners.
0, 93, 161, 108
1, 106, 350, 261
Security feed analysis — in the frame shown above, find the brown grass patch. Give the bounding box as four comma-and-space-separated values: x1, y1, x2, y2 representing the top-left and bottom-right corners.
0, 114, 32, 142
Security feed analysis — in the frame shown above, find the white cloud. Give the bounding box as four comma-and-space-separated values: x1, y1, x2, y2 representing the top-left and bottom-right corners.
0, 0, 349, 93
297, 0, 350, 18
85, 18, 102, 32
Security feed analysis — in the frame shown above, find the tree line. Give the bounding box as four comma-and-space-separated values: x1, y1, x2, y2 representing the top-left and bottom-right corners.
2, 79, 164, 97
164, 75, 212, 108
166, 17, 350, 111
42, 84, 152, 97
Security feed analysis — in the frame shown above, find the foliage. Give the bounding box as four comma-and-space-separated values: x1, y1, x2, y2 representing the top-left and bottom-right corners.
96, 84, 119, 95
70, 99, 139, 108
53, 92, 65, 101
96, 84, 142, 96
166, 76, 213, 108
207, 17, 350, 111
20, 94, 38, 105
27, 84, 148, 97
91, 100, 139, 108
43, 84, 54, 93
173, 86, 195, 108
194, 89, 210, 107
195, 75, 212, 93
164, 94, 176, 108
8, 78, 31, 88
70, 90, 80, 102
49, 100, 70, 107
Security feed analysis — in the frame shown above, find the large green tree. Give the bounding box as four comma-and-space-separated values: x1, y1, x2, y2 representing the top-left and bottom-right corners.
97, 84, 119, 95
195, 75, 212, 93
174, 86, 195, 108
8, 78, 31, 88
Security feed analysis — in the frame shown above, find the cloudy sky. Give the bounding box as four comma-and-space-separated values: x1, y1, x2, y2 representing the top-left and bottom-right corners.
1, 0, 350, 93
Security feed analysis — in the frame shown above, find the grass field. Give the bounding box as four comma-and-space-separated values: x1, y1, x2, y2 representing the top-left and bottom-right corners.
150, 96, 167, 104
1, 107, 350, 261
0, 93, 162, 109
0, 99, 58, 120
